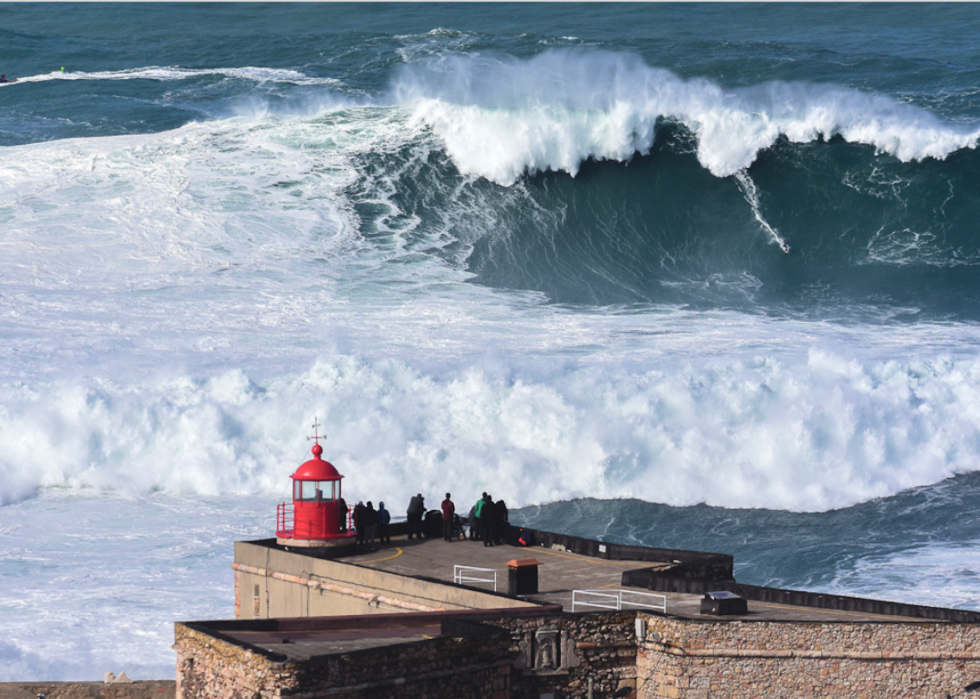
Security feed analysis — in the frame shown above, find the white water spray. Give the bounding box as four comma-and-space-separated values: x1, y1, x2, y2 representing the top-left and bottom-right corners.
734, 170, 791, 253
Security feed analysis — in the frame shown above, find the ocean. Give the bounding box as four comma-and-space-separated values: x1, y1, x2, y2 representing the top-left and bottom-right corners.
2, 1, 980, 681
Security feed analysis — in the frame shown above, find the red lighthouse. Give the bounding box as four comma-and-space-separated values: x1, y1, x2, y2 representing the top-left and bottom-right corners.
276, 421, 353, 548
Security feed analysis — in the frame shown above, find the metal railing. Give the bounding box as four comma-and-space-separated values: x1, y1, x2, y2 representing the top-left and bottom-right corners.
276, 502, 294, 538
453, 565, 497, 592
571, 589, 666, 614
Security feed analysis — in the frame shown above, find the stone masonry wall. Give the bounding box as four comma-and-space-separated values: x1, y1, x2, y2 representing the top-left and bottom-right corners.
636, 614, 980, 699
174, 611, 640, 699
175, 624, 296, 699
174, 621, 515, 699
486, 611, 640, 699
288, 636, 513, 699
175, 611, 980, 699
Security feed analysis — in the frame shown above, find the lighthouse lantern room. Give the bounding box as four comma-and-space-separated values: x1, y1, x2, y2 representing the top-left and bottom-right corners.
276, 420, 353, 548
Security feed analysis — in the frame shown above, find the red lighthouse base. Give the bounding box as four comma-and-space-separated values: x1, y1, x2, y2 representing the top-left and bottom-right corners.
276, 533, 356, 549
276, 501, 356, 548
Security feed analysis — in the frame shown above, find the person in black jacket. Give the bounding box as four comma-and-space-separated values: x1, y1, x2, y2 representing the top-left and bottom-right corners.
338, 497, 348, 533
494, 500, 509, 544
363, 501, 378, 549
407, 493, 425, 540
353, 501, 365, 545
482, 495, 496, 547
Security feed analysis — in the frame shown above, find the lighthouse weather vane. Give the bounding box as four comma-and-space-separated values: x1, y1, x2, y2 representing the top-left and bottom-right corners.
308, 417, 326, 446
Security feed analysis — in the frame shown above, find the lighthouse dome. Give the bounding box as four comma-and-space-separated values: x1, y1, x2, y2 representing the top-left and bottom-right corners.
292, 443, 342, 481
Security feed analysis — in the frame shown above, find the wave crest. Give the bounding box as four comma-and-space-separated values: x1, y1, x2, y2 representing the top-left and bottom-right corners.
392, 49, 980, 183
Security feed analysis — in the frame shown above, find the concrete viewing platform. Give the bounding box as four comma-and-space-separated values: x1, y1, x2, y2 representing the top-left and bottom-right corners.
342, 532, 924, 624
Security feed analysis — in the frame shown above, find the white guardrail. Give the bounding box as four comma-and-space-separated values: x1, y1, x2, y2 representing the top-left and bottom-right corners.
453, 565, 497, 592
571, 589, 667, 614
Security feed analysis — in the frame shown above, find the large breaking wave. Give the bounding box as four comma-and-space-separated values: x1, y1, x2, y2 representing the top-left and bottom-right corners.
392, 50, 980, 184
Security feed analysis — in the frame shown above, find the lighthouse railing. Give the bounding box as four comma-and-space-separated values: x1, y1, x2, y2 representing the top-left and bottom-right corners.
276, 502, 294, 538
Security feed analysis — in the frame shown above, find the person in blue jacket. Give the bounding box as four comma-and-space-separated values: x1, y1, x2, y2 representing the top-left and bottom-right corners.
377, 501, 391, 546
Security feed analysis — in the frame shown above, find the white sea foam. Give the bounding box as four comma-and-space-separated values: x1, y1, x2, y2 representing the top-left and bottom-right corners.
390, 50, 980, 183
6, 66, 339, 86
823, 541, 980, 612
4, 342, 980, 513
0, 493, 276, 680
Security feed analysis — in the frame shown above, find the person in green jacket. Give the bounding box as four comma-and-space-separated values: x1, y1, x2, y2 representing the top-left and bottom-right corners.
473, 492, 487, 542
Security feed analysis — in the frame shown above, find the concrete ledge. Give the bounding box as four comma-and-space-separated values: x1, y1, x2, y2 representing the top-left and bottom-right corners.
515, 527, 733, 579
623, 569, 980, 623
650, 646, 980, 661
735, 583, 980, 623
187, 604, 563, 635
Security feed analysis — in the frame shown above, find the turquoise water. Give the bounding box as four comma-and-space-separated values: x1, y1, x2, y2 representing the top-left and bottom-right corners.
1, 2, 980, 680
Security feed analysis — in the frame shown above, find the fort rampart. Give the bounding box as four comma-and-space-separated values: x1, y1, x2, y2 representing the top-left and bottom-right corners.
174, 609, 640, 699
638, 614, 980, 698
174, 619, 515, 699
175, 609, 980, 698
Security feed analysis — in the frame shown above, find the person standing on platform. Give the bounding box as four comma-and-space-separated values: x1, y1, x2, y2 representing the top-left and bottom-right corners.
353, 501, 365, 545
482, 494, 496, 547
441, 493, 456, 541
377, 501, 391, 546
407, 493, 425, 540
495, 499, 509, 544
467, 503, 478, 540
473, 492, 487, 542
338, 496, 348, 533
364, 501, 378, 549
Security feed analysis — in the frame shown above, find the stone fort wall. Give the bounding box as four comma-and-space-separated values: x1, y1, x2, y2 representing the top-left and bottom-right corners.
174, 609, 980, 699
173, 610, 639, 699
637, 613, 980, 698
174, 621, 514, 699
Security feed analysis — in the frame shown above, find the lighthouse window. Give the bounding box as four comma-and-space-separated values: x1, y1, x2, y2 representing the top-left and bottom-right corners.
296, 481, 336, 501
